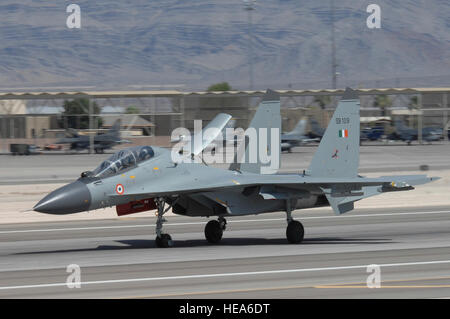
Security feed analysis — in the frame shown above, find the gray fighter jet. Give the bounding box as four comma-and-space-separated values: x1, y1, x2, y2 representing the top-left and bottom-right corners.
34, 88, 438, 247
392, 118, 442, 145
281, 118, 319, 152
56, 119, 127, 153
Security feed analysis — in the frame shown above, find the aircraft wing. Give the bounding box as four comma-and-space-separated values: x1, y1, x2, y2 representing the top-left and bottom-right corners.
107, 166, 438, 200
106, 170, 437, 218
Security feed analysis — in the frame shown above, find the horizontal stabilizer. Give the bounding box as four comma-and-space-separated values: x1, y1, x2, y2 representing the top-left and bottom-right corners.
325, 194, 355, 215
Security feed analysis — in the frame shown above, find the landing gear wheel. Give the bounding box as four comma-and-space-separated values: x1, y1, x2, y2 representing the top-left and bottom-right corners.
286, 220, 304, 244
155, 234, 173, 248
205, 220, 223, 244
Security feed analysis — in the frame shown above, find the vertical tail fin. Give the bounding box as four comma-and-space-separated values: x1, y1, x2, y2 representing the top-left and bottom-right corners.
230, 89, 281, 174
310, 118, 323, 136
287, 118, 307, 136
109, 119, 121, 136
308, 88, 360, 178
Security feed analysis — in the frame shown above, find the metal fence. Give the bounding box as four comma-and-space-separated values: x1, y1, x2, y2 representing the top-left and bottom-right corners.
0, 88, 449, 153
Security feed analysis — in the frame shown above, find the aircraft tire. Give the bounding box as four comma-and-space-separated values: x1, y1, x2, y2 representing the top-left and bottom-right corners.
155, 234, 173, 248
205, 220, 223, 244
286, 220, 304, 244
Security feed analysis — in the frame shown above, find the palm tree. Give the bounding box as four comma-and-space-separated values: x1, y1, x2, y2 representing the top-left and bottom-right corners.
408, 96, 418, 110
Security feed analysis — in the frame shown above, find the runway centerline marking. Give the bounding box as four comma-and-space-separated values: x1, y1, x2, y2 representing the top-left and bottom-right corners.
1, 210, 450, 235
1, 259, 450, 291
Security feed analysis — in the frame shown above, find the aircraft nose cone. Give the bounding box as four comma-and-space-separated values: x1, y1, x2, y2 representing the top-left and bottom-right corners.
34, 181, 91, 214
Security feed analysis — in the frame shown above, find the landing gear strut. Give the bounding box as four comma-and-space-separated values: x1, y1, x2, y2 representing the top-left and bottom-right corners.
154, 197, 173, 248
285, 199, 304, 244
205, 217, 227, 244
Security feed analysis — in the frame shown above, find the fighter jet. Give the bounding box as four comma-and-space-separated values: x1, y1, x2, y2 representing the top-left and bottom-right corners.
281, 118, 319, 152
34, 88, 438, 248
392, 118, 442, 145
57, 119, 127, 153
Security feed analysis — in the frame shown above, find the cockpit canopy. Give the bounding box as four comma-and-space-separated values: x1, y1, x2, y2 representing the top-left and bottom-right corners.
92, 146, 155, 178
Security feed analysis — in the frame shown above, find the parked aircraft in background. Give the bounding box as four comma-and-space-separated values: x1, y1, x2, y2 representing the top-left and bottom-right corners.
361, 126, 385, 141
391, 118, 442, 144
56, 120, 128, 153
281, 118, 319, 152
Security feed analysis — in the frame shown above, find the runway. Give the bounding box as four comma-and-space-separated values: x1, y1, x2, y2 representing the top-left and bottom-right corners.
2, 205, 450, 298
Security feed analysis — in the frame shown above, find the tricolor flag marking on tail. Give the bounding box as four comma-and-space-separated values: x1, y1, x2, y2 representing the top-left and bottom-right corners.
338, 129, 349, 138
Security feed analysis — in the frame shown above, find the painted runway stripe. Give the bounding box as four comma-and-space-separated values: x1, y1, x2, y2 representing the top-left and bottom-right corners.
1, 259, 450, 291
1, 210, 450, 234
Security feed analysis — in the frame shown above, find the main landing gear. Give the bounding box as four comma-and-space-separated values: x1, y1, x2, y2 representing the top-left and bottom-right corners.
285, 199, 304, 244
153, 197, 303, 246
204, 217, 227, 244
154, 197, 174, 248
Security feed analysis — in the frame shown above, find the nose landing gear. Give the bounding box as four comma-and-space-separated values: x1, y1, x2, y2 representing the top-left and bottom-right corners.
154, 197, 174, 248
155, 233, 173, 248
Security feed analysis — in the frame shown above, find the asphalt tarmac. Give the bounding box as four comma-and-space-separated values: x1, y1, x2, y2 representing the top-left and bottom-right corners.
1, 206, 450, 298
